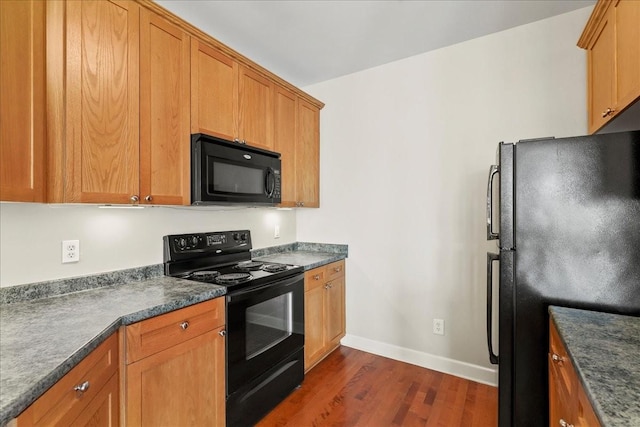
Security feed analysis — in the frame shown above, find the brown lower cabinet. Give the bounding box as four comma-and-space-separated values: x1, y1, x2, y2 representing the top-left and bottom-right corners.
122, 298, 226, 426
304, 260, 346, 371
16, 334, 119, 426
14, 298, 226, 427
549, 319, 601, 427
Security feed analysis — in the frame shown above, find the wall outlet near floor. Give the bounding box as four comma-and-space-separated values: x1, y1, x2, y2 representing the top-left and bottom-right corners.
62, 240, 80, 263
433, 318, 445, 335
274, 225, 280, 239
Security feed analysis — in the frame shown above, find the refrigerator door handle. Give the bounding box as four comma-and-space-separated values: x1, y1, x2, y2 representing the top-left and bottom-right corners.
486, 252, 499, 365
486, 165, 499, 240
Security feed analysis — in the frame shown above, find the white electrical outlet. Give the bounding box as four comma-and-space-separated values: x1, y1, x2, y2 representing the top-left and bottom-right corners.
274, 225, 280, 239
62, 240, 80, 263
433, 318, 445, 335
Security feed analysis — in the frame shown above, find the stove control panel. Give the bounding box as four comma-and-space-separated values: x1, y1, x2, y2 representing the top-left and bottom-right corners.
163, 230, 252, 261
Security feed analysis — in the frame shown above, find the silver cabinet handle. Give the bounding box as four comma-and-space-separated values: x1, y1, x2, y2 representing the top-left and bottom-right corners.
180, 321, 189, 330
313, 274, 320, 280
74, 381, 90, 393
130, 195, 139, 203
559, 419, 574, 427
233, 138, 240, 143
551, 353, 564, 363
324, 284, 330, 289
219, 330, 226, 337
145, 195, 153, 202
334, 267, 342, 272
486, 165, 499, 240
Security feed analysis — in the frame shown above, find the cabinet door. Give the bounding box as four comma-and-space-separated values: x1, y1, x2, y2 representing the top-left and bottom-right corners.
304, 283, 326, 371
274, 86, 298, 207
139, 9, 190, 205
191, 40, 237, 141
125, 327, 225, 426
0, 0, 45, 202
614, 0, 640, 110
296, 99, 320, 208
65, 0, 140, 203
326, 276, 346, 347
16, 334, 119, 427
588, 8, 615, 134
69, 373, 119, 427
238, 66, 274, 150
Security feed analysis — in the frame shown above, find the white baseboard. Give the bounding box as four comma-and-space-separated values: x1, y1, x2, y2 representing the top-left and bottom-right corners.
340, 334, 498, 387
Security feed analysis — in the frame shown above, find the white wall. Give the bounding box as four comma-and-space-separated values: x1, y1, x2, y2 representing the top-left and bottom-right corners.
0, 203, 295, 287
298, 8, 592, 385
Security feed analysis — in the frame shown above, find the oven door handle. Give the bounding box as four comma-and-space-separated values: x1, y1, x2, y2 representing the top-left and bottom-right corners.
227, 272, 303, 302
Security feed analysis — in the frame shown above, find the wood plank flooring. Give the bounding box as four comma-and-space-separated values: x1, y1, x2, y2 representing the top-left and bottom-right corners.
257, 346, 497, 427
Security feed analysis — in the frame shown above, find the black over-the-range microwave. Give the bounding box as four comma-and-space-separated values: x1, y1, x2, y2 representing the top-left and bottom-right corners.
191, 133, 282, 206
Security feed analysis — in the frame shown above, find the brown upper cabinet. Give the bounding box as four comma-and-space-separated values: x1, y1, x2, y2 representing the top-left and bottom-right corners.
191, 39, 274, 151
274, 88, 321, 208
55, 0, 190, 205
1, 0, 322, 205
0, 0, 46, 203
578, 0, 640, 134
139, 7, 191, 205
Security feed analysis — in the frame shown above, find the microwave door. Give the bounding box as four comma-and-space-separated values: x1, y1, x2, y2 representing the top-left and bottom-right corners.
192, 134, 281, 205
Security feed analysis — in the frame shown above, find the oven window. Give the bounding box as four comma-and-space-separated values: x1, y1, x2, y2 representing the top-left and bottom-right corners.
213, 162, 263, 194
245, 291, 293, 359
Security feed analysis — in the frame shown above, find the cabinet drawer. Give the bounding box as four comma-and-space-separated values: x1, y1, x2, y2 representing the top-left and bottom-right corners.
125, 298, 224, 364
325, 260, 345, 282
18, 333, 118, 426
304, 267, 326, 292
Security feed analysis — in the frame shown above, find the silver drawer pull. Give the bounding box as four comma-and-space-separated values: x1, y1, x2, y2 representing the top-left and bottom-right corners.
551, 353, 564, 363
74, 381, 90, 394
219, 330, 226, 337
334, 267, 342, 272
559, 419, 573, 427
180, 321, 189, 330
313, 274, 320, 280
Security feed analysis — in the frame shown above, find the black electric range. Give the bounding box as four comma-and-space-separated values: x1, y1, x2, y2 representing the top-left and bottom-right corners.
163, 230, 306, 427
163, 230, 302, 291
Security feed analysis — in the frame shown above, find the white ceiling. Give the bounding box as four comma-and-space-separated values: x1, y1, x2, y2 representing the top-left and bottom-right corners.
156, 0, 595, 88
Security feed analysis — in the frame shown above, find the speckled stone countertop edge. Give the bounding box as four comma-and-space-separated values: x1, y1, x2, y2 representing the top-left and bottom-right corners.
251, 241, 348, 258
549, 306, 640, 427
0, 284, 226, 426
1, 320, 122, 425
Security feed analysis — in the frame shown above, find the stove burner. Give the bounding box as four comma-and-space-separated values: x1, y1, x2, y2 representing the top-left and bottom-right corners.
234, 261, 264, 271
216, 272, 252, 285
189, 271, 220, 281
262, 263, 288, 273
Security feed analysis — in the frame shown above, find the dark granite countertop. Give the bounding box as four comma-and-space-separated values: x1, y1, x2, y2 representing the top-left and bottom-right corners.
0, 273, 225, 425
252, 242, 348, 270
0, 241, 347, 425
549, 306, 640, 427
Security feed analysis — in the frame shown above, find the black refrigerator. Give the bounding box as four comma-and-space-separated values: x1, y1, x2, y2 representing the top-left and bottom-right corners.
486, 130, 640, 427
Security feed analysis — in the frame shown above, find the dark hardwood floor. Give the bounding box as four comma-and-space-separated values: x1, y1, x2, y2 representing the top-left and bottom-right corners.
257, 346, 498, 427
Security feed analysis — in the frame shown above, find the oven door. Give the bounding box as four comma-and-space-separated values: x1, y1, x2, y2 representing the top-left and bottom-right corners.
191, 133, 281, 205
226, 273, 304, 395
